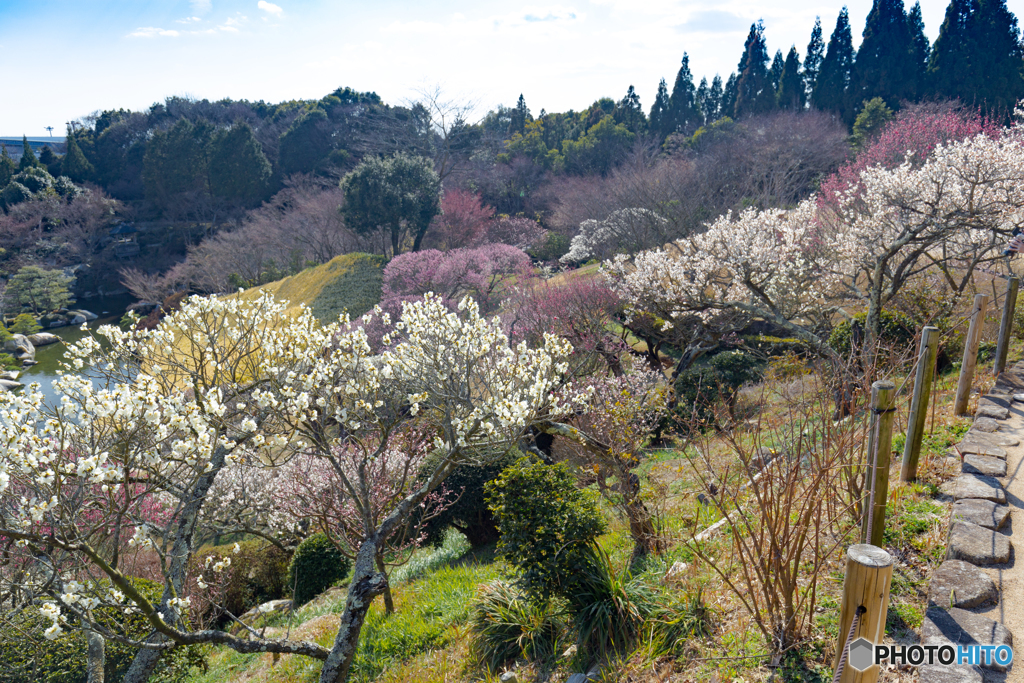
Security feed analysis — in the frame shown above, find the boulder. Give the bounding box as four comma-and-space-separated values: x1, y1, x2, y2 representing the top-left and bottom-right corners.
48, 320, 67, 329
3, 335, 34, 361
70, 309, 98, 321
951, 499, 1011, 530
946, 521, 1011, 565
0, 380, 22, 391
70, 314, 87, 325
27, 332, 59, 347
928, 560, 998, 608
499, 673, 518, 683
940, 475, 1006, 504
923, 606, 1013, 671
962, 454, 1007, 477
20, 359, 37, 366
971, 417, 1000, 432
0, 371, 17, 381
664, 561, 689, 584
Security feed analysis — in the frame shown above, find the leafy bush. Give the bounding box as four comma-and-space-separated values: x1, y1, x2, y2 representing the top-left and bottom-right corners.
421, 449, 518, 548
1, 181, 31, 208
0, 353, 18, 370
12, 167, 53, 194
0, 577, 204, 683
528, 232, 570, 262
9, 313, 41, 335
670, 350, 762, 427
287, 533, 351, 606
486, 457, 606, 603
192, 540, 291, 621
469, 580, 567, 670
828, 310, 916, 356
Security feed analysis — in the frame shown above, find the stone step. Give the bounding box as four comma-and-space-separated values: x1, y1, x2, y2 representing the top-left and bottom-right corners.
940, 475, 1007, 504
928, 560, 998, 608
951, 499, 1011, 531
975, 404, 1010, 420
971, 417, 1001, 433
955, 442, 1007, 459
961, 431, 1020, 448
962, 454, 1007, 477
923, 606, 1013, 671
946, 521, 1011, 565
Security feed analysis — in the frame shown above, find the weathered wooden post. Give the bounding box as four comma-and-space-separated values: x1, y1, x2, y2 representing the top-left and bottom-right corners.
862, 381, 895, 547
994, 276, 1019, 376
900, 327, 938, 482
954, 294, 990, 416
832, 544, 894, 683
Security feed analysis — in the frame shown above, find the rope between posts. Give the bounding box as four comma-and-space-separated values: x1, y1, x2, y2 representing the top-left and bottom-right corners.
832, 605, 866, 683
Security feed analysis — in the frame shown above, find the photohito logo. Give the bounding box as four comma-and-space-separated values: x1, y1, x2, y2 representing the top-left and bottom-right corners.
847, 638, 1013, 670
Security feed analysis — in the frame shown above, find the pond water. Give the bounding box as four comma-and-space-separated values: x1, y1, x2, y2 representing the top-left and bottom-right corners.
16, 294, 135, 407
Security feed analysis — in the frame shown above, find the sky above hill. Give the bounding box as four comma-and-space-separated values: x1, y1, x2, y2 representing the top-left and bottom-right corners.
4, 0, 1024, 135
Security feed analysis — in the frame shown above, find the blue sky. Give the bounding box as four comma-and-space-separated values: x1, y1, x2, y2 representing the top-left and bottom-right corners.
3, 0, 1024, 135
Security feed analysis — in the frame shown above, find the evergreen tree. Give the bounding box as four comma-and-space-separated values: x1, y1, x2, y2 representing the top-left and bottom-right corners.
804, 17, 826, 103
509, 94, 531, 136
708, 75, 724, 122
278, 108, 332, 177
18, 136, 39, 172
722, 73, 740, 119
38, 146, 61, 177
60, 133, 95, 183
971, 0, 1024, 114
142, 118, 213, 208
209, 122, 272, 206
696, 77, 710, 126
907, 2, 931, 99
668, 53, 700, 134
649, 78, 671, 140
770, 50, 785, 91
855, 0, 915, 108
813, 8, 857, 124
851, 97, 894, 148
777, 47, 806, 110
928, 0, 978, 102
735, 22, 777, 118
615, 85, 646, 134
0, 146, 15, 188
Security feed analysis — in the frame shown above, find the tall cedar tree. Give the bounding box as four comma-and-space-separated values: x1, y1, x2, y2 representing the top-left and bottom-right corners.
209, 122, 272, 206
813, 8, 857, 125
971, 0, 1024, 115
907, 3, 931, 99
142, 118, 213, 208
735, 22, 777, 118
777, 47, 806, 110
278, 108, 332, 177
770, 50, 785, 92
855, 0, 918, 109
616, 85, 646, 134
721, 73, 740, 119
668, 53, 701, 135
804, 17, 826, 102
649, 78, 672, 140
18, 136, 39, 171
61, 133, 95, 183
509, 94, 531, 136
0, 147, 15, 188
929, 0, 978, 103
707, 75, 724, 123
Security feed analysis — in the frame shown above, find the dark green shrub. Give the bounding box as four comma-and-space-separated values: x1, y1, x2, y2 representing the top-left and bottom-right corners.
12, 167, 53, 194
9, 312, 41, 335
828, 310, 916, 356
0, 353, 18, 370
469, 580, 567, 670
528, 232, 570, 262
1, 181, 32, 208
486, 458, 606, 603
0, 577, 204, 683
192, 540, 291, 621
287, 533, 351, 606
670, 350, 763, 428
421, 449, 518, 548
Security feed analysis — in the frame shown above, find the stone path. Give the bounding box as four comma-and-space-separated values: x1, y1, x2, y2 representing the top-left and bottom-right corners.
921, 363, 1024, 682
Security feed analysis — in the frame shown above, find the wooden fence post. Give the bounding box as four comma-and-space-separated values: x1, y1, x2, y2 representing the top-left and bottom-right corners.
862, 381, 895, 547
994, 277, 1019, 376
832, 544, 894, 683
954, 294, 990, 416
900, 327, 938, 482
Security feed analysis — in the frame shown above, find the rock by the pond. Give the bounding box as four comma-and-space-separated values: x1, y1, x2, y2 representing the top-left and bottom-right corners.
946, 521, 1011, 565
70, 314, 86, 325
972, 417, 1001, 432
962, 454, 1007, 477
0, 379, 21, 391
975, 404, 1010, 420
918, 663, 985, 683
955, 441, 1007, 459
27, 332, 59, 346
20, 359, 37, 366
69, 309, 98, 321
0, 371, 18, 381
3, 334, 34, 361
923, 606, 1013, 671
940, 475, 1007, 504
928, 560, 998, 608
48, 320, 67, 328
962, 431, 1020, 447
952, 499, 1011, 530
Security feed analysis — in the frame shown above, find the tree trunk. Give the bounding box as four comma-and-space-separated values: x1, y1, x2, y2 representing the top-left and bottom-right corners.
621, 471, 662, 559
319, 540, 387, 683
84, 619, 105, 683
123, 447, 229, 683
376, 553, 394, 615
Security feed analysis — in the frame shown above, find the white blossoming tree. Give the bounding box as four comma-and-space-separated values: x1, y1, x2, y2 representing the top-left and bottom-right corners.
0, 291, 575, 683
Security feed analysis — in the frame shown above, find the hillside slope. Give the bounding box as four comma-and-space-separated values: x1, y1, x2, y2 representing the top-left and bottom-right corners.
232, 252, 385, 322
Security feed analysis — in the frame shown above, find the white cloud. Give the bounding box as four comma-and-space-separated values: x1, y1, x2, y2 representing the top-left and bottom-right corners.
128, 27, 181, 38
176, 16, 203, 24
258, 1, 283, 16
190, 0, 212, 15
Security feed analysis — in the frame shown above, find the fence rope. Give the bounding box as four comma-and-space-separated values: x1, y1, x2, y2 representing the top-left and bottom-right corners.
831, 605, 866, 683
